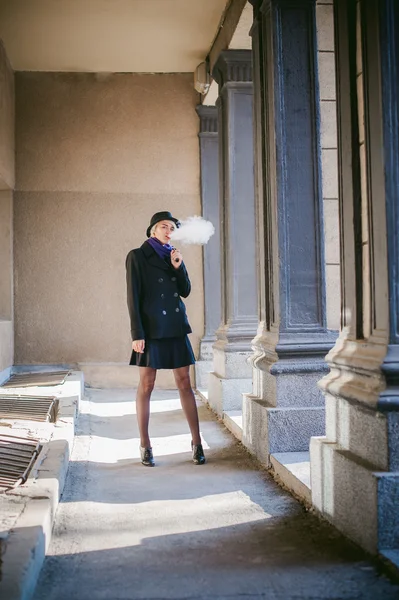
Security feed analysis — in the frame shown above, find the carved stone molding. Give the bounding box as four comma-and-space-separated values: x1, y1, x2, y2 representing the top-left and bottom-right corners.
212, 50, 252, 90
195, 105, 218, 135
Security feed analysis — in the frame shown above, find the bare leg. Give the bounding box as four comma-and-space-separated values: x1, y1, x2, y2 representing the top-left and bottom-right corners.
173, 366, 201, 445
136, 367, 157, 448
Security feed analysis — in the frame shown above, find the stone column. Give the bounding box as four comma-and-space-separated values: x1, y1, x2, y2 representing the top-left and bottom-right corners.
310, 0, 399, 556
194, 105, 221, 391
208, 50, 258, 416
244, 0, 336, 464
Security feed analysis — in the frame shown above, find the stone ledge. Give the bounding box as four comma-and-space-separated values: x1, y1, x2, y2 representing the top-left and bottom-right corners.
196, 388, 209, 404
270, 451, 312, 506
0, 370, 83, 600
223, 410, 243, 441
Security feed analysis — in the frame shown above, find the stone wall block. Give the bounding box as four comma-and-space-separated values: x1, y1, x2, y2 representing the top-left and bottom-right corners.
320, 101, 337, 149
321, 148, 339, 198
323, 199, 340, 264
316, 4, 335, 51
318, 52, 336, 100
325, 264, 340, 330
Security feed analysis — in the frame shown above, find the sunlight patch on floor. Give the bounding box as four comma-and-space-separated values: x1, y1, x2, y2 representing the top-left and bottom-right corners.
80, 396, 183, 417
47, 491, 273, 555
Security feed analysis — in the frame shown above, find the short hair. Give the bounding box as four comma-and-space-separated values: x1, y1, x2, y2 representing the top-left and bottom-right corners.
151, 221, 176, 236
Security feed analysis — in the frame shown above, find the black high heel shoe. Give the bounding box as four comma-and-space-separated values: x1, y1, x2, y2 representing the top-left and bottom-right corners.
192, 442, 206, 465
140, 446, 155, 467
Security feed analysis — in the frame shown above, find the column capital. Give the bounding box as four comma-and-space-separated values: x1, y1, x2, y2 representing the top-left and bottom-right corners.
195, 105, 218, 135
212, 50, 252, 89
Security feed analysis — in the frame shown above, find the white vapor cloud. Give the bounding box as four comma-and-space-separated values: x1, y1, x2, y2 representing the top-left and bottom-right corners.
170, 216, 215, 245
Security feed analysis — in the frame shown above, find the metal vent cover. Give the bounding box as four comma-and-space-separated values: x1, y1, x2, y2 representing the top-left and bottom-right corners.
1, 371, 70, 388
0, 395, 59, 423
0, 433, 41, 490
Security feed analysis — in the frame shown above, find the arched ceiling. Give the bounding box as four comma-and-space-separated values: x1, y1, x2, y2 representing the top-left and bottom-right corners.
0, 0, 229, 73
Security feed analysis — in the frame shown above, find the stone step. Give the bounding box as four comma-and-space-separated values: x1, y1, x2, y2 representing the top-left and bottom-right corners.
223, 410, 243, 441
270, 451, 311, 506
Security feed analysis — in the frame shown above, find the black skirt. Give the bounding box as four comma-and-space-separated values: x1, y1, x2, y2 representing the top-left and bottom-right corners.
129, 336, 195, 369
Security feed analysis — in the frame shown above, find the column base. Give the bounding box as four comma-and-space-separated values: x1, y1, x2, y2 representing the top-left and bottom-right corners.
243, 351, 329, 462
269, 360, 328, 408
310, 385, 399, 555
207, 336, 254, 415
242, 394, 325, 465
208, 371, 252, 416
310, 435, 399, 555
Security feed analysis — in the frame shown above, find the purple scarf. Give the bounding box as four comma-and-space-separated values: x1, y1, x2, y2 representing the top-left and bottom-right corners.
147, 237, 173, 262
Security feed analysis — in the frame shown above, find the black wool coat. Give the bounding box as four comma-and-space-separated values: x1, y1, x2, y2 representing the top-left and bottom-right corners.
126, 241, 192, 341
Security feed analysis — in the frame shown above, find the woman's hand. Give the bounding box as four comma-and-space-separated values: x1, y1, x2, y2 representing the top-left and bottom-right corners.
132, 339, 145, 353
171, 248, 183, 269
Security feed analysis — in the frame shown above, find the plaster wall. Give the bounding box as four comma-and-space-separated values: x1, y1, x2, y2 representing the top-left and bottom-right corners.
0, 0, 229, 73
14, 72, 203, 386
0, 189, 14, 373
317, 0, 340, 331
0, 191, 13, 320
0, 40, 15, 374
0, 41, 15, 190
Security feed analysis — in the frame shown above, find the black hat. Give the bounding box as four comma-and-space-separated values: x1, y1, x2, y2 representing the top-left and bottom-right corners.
146, 211, 181, 237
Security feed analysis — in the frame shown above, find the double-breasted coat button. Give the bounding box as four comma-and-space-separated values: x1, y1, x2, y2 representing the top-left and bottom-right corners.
158, 278, 163, 283
174, 292, 178, 297
161, 293, 165, 298
171, 277, 176, 282
162, 310, 167, 315
175, 308, 180, 312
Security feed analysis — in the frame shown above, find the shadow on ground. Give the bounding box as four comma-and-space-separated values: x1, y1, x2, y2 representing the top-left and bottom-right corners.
32, 389, 399, 600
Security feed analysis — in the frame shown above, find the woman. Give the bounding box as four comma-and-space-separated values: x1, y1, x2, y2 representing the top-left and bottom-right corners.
126, 211, 206, 467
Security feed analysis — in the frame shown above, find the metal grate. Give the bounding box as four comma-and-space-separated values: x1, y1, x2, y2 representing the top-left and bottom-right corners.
1, 370, 70, 388
0, 433, 41, 490
0, 395, 59, 422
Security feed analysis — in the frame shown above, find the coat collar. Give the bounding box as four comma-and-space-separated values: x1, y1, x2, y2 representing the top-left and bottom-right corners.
141, 240, 170, 271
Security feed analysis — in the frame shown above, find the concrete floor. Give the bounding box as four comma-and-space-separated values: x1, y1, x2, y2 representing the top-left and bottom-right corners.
33, 389, 399, 600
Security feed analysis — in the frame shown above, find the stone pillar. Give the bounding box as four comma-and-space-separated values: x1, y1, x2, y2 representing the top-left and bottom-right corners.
208, 50, 258, 416
194, 105, 221, 391
310, 0, 399, 555
243, 0, 336, 464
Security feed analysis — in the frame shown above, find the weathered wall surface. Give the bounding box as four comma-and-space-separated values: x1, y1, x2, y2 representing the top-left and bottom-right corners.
0, 40, 14, 376
14, 72, 203, 386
